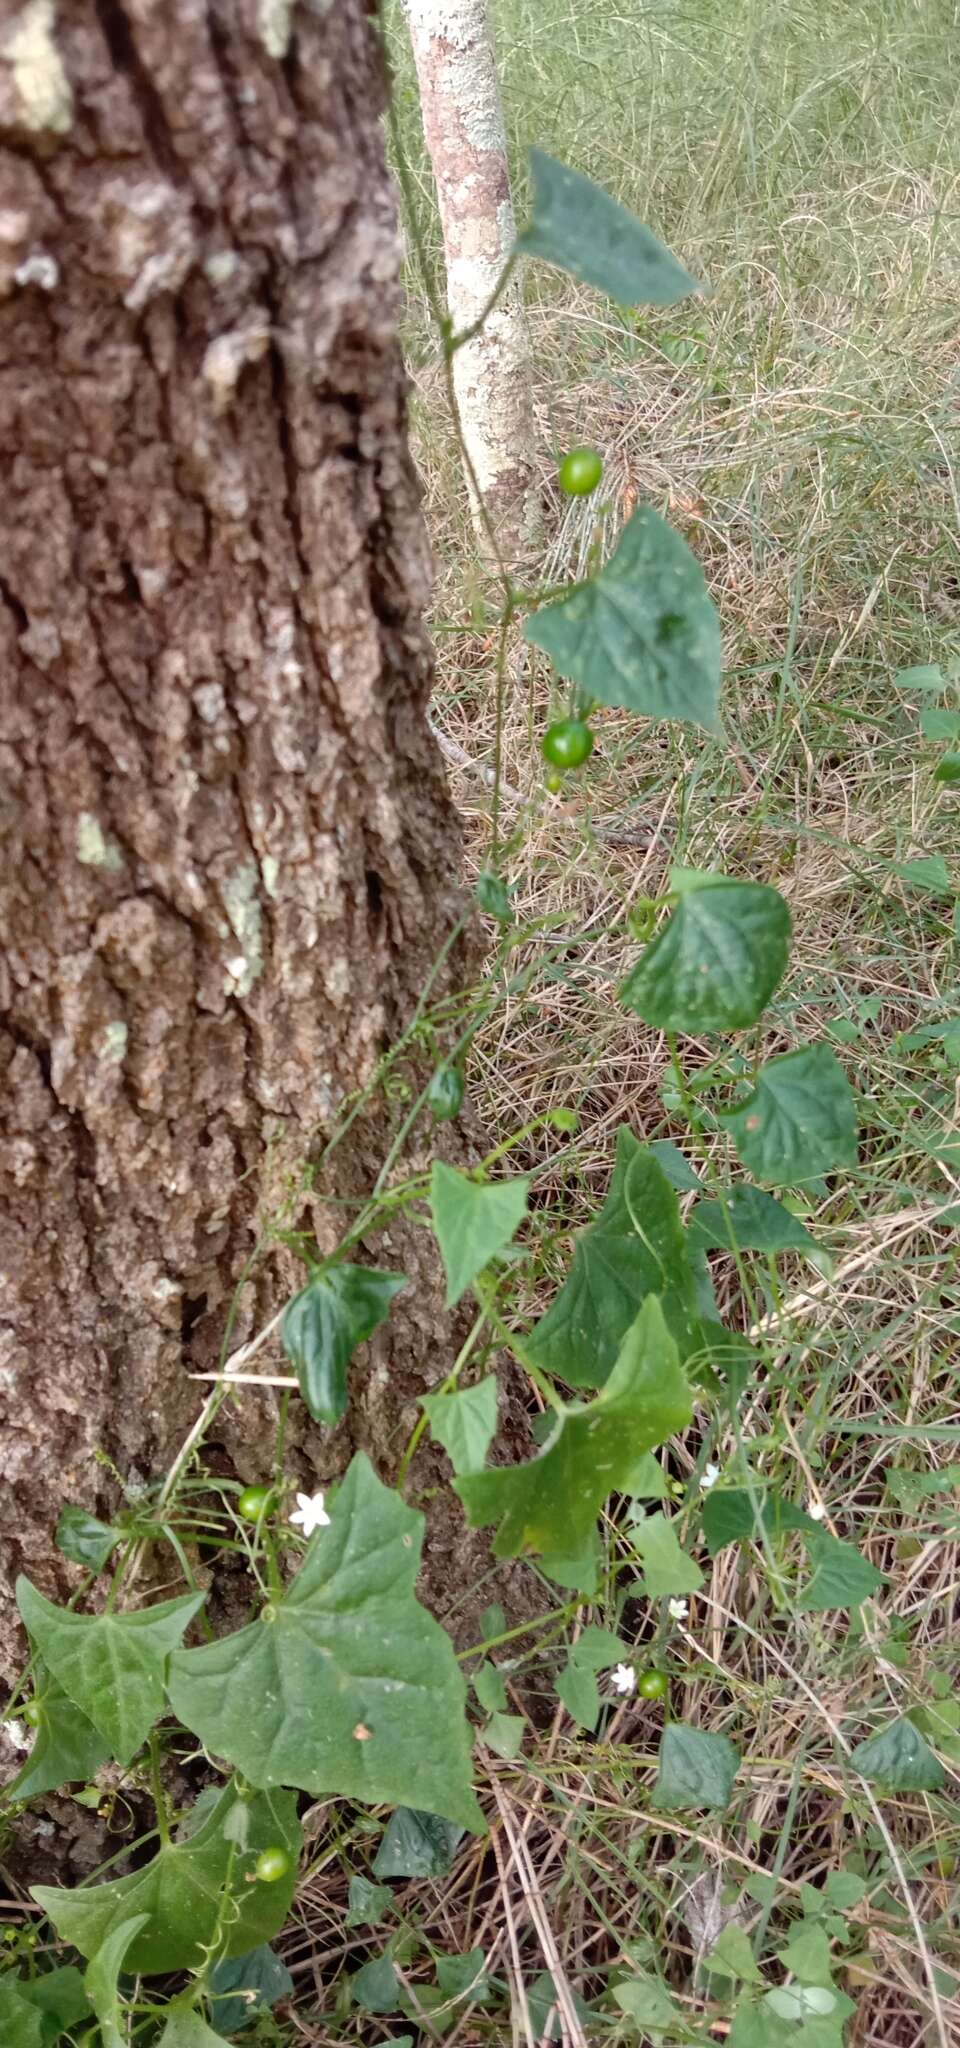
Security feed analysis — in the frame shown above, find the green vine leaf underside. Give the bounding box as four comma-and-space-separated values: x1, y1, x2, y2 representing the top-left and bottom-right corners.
620, 879, 791, 1034
15, 1581, 205, 1768
167, 1454, 482, 1832
455, 1297, 693, 1558
520, 149, 699, 307
282, 1263, 407, 1426
722, 1043, 859, 1185
524, 506, 721, 733
526, 1129, 703, 1389
429, 1162, 530, 1306
33, 1782, 300, 1975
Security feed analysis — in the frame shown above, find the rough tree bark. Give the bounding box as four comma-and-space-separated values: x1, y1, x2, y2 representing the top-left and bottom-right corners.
0, 0, 490, 1700
401, 0, 539, 553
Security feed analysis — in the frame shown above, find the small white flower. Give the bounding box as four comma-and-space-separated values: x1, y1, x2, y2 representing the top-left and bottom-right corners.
667, 1598, 689, 1622
611, 1663, 636, 1696
289, 1490, 331, 1537
700, 1462, 720, 1491
808, 1500, 826, 1522
2, 1718, 32, 1754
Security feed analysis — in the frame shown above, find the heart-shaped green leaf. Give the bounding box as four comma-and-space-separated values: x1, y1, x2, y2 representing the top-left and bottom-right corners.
209, 1945, 293, 2035
689, 1185, 817, 1256
630, 1512, 704, 1598
16, 1582, 205, 1767
621, 879, 791, 1033
373, 1807, 462, 1878
420, 1377, 498, 1475
282, 1264, 406, 1425
702, 1488, 816, 1557
653, 1721, 740, 1811
429, 1163, 529, 1306
850, 1716, 945, 1791
722, 1044, 859, 1185
168, 1454, 482, 1831
32, 1782, 300, 1974
797, 1529, 885, 1611
5, 1674, 110, 1801
456, 1297, 693, 1558
555, 1657, 600, 1731
525, 506, 721, 731
526, 1131, 703, 1388
54, 1505, 120, 1572
519, 149, 698, 306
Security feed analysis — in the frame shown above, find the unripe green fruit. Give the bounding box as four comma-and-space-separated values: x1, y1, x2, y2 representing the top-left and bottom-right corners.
558, 447, 604, 497
255, 1846, 292, 1883
237, 1485, 273, 1522
636, 1669, 669, 1701
542, 719, 594, 770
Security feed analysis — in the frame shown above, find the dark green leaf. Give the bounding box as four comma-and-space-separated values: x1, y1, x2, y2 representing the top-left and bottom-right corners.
702, 1488, 817, 1557
17, 1966, 92, 2047
435, 1947, 491, 2007
933, 751, 960, 786
5, 1675, 110, 1800
654, 1721, 740, 1811
84, 1915, 149, 2048
484, 1711, 526, 1760
621, 880, 791, 1034
649, 1138, 703, 1190
346, 1875, 394, 1928
539, 1529, 602, 1594
456, 1297, 693, 1557
157, 2013, 232, 2048
778, 1922, 834, 1985
169, 1456, 482, 1831
723, 1045, 859, 1185
706, 1925, 764, 1985
282, 1264, 406, 1426
373, 1807, 462, 1879
352, 1956, 401, 2014
630, 1512, 703, 1598
797, 1530, 885, 1612
526, 1131, 702, 1388
475, 871, 513, 923
850, 1717, 945, 1791
32, 1782, 300, 1974
555, 1658, 600, 1730
524, 505, 721, 732
209, 1945, 294, 2035
570, 1624, 630, 1670
0, 1982, 43, 2048
472, 1662, 508, 1713
613, 1975, 683, 2028
520, 149, 698, 306
54, 1505, 120, 1572
823, 1870, 867, 1910
729, 2000, 777, 2047
689, 1186, 817, 1256
16, 1581, 204, 1767
429, 1164, 529, 1307
420, 1378, 498, 1476
527, 1970, 596, 2041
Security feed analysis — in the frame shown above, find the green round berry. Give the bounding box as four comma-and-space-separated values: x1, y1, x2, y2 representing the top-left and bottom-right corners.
544, 769, 564, 794
426, 1062, 465, 1122
636, 1668, 669, 1701
558, 446, 604, 497
255, 1846, 292, 1884
542, 719, 594, 771
237, 1485, 273, 1522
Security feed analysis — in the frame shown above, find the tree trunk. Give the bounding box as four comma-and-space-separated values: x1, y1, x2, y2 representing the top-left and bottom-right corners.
401, 0, 540, 555
0, 0, 467, 1685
